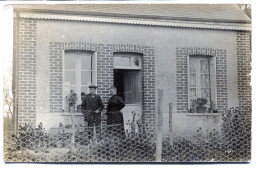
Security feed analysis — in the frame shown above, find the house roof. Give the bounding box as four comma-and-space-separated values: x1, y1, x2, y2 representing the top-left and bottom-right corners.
14, 4, 251, 30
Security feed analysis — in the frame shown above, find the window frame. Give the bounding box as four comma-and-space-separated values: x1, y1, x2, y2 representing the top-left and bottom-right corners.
62, 50, 97, 112
113, 53, 142, 70
187, 55, 217, 113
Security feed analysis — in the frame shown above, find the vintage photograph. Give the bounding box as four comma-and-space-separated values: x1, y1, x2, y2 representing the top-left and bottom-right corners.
3, 3, 251, 163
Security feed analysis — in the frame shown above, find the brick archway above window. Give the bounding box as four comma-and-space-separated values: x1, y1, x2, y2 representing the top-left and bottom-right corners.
62, 42, 97, 51
186, 47, 217, 56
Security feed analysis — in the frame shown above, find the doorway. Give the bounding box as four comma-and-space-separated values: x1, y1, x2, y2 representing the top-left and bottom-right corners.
114, 69, 142, 132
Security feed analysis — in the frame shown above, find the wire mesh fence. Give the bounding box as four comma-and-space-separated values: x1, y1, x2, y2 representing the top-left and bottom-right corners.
4, 107, 251, 163
162, 107, 251, 162
4, 127, 156, 162
4, 112, 156, 162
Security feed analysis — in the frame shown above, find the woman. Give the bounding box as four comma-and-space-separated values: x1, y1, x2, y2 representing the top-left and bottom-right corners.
106, 87, 125, 138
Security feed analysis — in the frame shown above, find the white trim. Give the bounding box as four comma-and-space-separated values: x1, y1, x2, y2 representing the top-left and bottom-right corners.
19, 12, 251, 31
92, 52, 97, 86
125, 103, 142, 106
187, 55, 191, 111
62, 50, 65, 111
77, 52, 81, 103
61, 112, 84, 117
186, 113, 220, 116
210, 56, 218, 111
187, 55, 217, 113
113, 66, 142, 70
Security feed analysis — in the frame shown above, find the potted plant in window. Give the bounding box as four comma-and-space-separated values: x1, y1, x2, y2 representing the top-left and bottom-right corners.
190, 97, 208, 113
190, 100, 197, 113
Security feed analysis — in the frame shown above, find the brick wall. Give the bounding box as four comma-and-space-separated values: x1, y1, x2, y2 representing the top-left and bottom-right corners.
17, 19, 37, 126
176, 47, 228, 113
49, 42, 63, 112
49, 42, 156, 128
237, 32, 251, 117
216, 49, 228, 112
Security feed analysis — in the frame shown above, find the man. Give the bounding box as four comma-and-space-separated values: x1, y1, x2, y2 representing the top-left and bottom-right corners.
81, 85, 104, 141
106, 87, 125, 139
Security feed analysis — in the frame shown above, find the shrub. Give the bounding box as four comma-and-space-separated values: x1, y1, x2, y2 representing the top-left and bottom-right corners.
221, 107, 251, 160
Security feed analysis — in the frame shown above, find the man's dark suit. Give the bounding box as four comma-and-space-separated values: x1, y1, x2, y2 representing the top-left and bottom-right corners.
81, 93, 104, 140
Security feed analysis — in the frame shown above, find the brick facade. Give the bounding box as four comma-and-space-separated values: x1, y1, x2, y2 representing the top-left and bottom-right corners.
49, 42, 156, 128
236, 32, 251, 117
176, 47, 228, 113
49, 42, 63, 112
17, 19, 37, 126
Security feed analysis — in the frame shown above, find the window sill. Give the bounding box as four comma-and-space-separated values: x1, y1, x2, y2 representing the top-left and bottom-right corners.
125, 103, 142, 106
186, 113, 220, 116
61, 112, 84, 116
114, 66, 141, 70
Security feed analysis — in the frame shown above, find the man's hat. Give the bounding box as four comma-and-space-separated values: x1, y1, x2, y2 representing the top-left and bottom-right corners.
89, 85, 98, 89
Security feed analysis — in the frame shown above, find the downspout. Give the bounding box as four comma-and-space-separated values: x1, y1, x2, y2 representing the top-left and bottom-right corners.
13, 10, 19, 133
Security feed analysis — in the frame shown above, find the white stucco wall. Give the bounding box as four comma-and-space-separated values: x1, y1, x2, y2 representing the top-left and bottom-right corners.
35, 19, 238, 136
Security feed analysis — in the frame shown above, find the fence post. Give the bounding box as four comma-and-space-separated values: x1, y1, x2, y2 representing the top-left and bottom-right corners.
169, 103, 173, 146
70, 107, 75, 151
155, 89, 163, 162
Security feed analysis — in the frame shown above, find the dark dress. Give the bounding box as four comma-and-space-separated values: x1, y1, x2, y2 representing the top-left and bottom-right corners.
106, 95, 125, 138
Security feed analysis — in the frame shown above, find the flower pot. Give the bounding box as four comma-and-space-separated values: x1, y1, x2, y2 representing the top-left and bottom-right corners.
190, 108, 196, 113
196, 106, 207, 113
213, 109, 218, 113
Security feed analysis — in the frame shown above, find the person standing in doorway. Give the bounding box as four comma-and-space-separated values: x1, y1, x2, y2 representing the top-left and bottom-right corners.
81, 85, 104, 142
106, 87, 125, 139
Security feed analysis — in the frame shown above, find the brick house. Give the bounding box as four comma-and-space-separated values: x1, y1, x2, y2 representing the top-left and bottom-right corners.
12, 4, 251, 137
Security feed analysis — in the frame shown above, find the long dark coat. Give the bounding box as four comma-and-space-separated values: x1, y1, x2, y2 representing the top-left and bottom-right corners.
81, 93, 104, 122
106, 95, 125, 125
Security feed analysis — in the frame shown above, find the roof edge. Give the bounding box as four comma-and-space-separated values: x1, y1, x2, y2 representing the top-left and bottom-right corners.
14, 8, 251, 24
17, 11, 252, 31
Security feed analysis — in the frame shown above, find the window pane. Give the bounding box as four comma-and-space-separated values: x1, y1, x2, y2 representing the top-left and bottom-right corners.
64, 85, 77, 100
64, 86, 71, 98
201, 88, 211, 102
65, 53, 76, 69
65, 71, 76, 85
81, 54, 92, 70
200, 59, 210, 73
130, 57, 140, 67
190, 74, 196, 87
190, 88, 197, 101
190, 58, 196, 73
201, 74, 210, 87
81, 86, 89, 96
114, 56, 131, 67
81, 71, 91, 85
64, 85, 77, 109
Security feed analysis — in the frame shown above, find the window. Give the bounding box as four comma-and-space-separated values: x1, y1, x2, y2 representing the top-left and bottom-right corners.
188, 55, 217, 113
63, 51, 96, 111
114, 53, 142, 70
